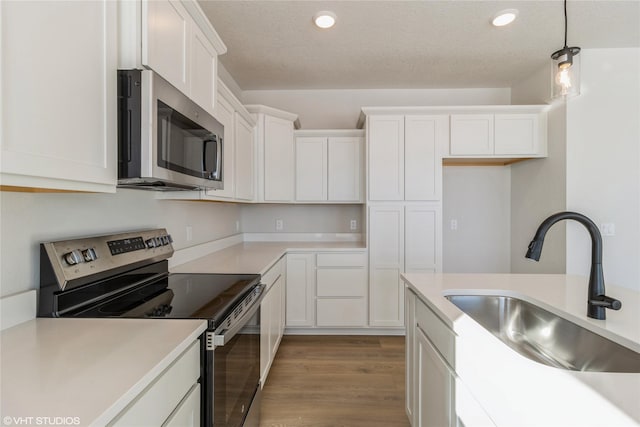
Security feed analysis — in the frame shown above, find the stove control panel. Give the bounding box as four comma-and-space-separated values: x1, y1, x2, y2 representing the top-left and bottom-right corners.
41, 229, 174, 291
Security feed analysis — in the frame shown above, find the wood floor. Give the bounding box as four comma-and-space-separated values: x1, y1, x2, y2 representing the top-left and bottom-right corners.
259, 335, 410, 427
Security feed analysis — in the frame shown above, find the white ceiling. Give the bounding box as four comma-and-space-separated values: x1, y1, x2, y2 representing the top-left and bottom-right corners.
198, 0, 639, 91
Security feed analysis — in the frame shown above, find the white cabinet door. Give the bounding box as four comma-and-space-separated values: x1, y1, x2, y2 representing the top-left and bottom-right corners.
494, 114, 539, 155
328, 137, 363, 202
369, 205, 405, 327
270, 275, 284, 356
316, 299, 366, 327
295, 137, 327, 201
405, 116, 446, 201
143, 0, 190, 95
405, 288, 416, 422
260, 286, 273, 385
189, 23, 217, 116
234, 113, 255, 201
204, 94, 234, 199
264, 116, 295, 201
1, 0, 117, 192
450, 114, 494, 156
416, 327, 454, 427
368, 115, 405, 201
285, 253, 315, 327
163, 384, 200, 427
405, 204, 441, 273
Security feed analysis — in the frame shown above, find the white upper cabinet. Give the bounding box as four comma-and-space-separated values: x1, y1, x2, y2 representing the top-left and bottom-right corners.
367, 114, 446, 202
449, 108, 547, 158
143, 0, 191, 95
1, 0, 117, 192
295, 137, 327, 201
246, 105, 299, 203
234, 113, 256, 201
121, 0, 226, 117
368, 115, 405, 201
294, 130, 364, 203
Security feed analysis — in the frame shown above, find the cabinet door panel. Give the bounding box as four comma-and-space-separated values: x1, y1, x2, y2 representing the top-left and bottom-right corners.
1, 0, 117, 190
264, 116, 294, 201
316, 298, 366, 327
328, 137, 363, 201
260, 289, 273, 384
450, 115, 493, 155
285, 253, 315, 326
234, 113, 255, 200
143, 0, 190, 94
405, 116, 446, 201
317, 269, 367, 297
369, 268, 404, 327
494, 114, 539, 155
295, 137, 327, 201
163, 384, 200, 427
190, 24, 217, 115
405, 205, 441, 273
416, 328, 454, 427
368, 116, 404, 201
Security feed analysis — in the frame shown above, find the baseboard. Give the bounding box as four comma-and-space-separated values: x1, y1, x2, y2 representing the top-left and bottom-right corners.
284, 327, 405, 336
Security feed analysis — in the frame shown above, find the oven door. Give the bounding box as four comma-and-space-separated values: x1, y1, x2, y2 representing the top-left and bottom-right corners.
204, 285, 264, 427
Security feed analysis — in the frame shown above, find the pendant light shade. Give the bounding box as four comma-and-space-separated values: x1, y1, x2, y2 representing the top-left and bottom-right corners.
551, 0, 581, 99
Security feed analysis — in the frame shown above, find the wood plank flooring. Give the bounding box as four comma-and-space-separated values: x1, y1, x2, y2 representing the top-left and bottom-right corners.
259, 335, 410, 427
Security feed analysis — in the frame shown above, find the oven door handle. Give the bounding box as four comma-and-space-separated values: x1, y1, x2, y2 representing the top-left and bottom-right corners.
211, 284, 265, 348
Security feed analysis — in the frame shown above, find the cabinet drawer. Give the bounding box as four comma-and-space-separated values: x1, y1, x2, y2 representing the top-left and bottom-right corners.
415, 300, 455, 368
162, 383, 201, 427
317, 268, 367, 297
262, 258, 283, 289
110, 341, 200, 426
316, 252, 367, 267
317, 298, 366, 327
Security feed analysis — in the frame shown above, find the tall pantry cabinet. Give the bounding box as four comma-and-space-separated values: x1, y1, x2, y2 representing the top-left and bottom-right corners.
365, 113, 446, 328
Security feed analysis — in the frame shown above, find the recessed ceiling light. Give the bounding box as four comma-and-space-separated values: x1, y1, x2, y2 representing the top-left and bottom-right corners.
492, 9, 519, 27
314, 11, 336, 29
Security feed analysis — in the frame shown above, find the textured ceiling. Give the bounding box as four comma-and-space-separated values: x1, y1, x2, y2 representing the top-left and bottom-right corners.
198, 1, 640, 90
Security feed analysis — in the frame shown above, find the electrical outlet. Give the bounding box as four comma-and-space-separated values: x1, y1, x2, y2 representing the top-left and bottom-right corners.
186, 225, 193, 241
275, 219, 284, 231
350, 219, 357, 231
450, 219, 458, 231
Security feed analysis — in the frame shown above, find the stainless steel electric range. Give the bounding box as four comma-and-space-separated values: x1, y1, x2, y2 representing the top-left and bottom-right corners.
38, 229, 264, 427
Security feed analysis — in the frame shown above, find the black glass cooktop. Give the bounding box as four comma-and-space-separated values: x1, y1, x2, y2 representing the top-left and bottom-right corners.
70, 273, 260, 327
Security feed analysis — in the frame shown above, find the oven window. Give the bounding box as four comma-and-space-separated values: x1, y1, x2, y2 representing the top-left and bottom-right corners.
214, 309, 261, 427
157, 100, 220, 180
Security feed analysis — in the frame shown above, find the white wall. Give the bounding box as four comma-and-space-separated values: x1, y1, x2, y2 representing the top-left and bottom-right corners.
242, 88, 510, 129
241, 204, 364, 233
565, 48, 640, 291
0, 190, 241, 297
443, 166, 511, 273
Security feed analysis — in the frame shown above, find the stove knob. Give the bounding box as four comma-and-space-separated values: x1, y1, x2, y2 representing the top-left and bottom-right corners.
162, 236, 170, 245
167, 234, 173, 243
155, 237, 163, 246
82, 248, 98, 262
63, 250, 83, 266
145, 238, 157, 248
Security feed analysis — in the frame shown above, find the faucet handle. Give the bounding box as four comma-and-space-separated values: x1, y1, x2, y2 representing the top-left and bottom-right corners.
590, 295, 622, 311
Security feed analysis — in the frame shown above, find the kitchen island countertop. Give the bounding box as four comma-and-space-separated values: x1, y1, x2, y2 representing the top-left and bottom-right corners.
402, 273, 640, 426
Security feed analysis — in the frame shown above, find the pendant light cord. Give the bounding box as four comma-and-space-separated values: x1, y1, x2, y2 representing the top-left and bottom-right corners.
564, 0, 568, 48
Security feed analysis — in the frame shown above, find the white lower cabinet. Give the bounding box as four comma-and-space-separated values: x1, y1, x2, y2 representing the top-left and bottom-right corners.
109, 341, 200, 426
405, 289, 496, 427
286, 251, 368, 329
260, 258, 285, 386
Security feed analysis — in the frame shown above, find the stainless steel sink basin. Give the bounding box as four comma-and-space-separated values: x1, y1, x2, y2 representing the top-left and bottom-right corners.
445, 294, 640, 373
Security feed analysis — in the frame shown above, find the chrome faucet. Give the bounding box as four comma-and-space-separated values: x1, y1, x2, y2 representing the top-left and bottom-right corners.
525, 211, 621, 320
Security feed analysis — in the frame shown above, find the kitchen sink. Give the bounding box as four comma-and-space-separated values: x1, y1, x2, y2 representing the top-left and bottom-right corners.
445, 294, 640, 373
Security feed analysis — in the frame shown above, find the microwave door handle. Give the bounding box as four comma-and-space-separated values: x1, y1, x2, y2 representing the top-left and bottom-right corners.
215, 137, 222, 180
202, 137, 211, 177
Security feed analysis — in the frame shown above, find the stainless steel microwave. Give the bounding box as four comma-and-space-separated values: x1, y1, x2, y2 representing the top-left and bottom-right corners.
117, 69, 224, 191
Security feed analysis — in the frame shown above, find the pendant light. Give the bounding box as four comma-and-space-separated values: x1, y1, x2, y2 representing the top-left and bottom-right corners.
551, 0, 581, 99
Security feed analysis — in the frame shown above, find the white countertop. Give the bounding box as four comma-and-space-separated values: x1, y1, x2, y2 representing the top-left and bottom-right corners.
0, 318, 207, 425
402, 273, 640, 427
171, 241, 366, 275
